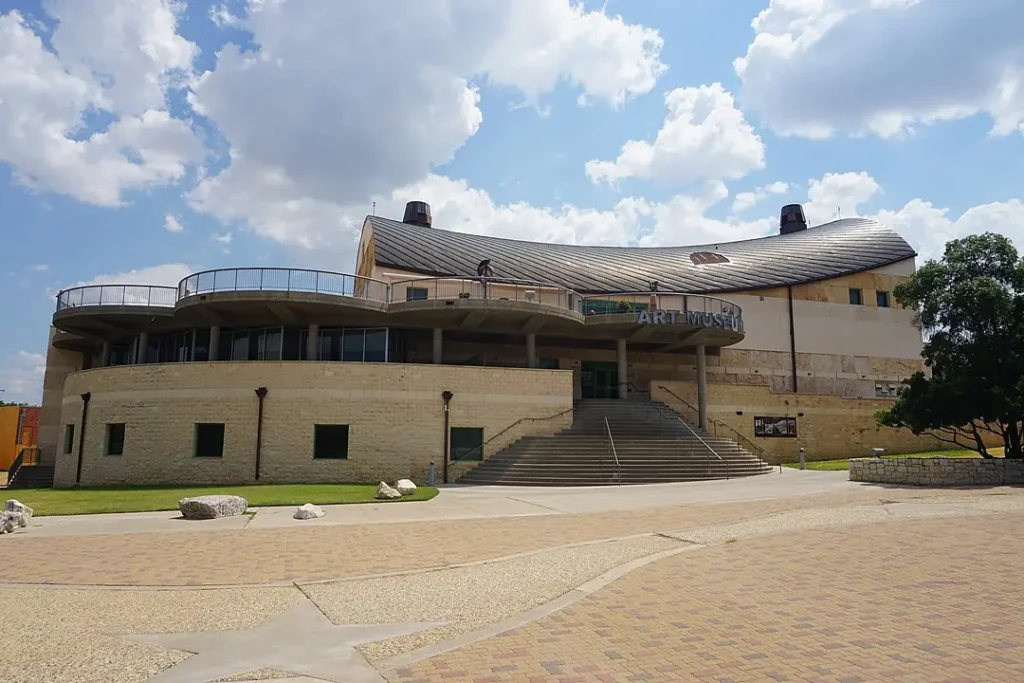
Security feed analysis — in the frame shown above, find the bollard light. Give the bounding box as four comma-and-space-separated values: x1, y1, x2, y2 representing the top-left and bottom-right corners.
799, 447, 806, 470
428, 460, 436, 486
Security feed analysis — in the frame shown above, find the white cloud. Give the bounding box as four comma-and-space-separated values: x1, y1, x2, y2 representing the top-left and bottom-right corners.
188, 0, 666, 226
735, 0, 1024, 138
74, 262, 193, 288
803, 171, 881, 225
163, 214, 184, 233
0, 350, 47, 405
31, 264, 50, 272
212, 232, 232, 245
877, 198, 1024, 263
731, 181, 789, 214
0, 4, 204, 206
585, 84, 765, 187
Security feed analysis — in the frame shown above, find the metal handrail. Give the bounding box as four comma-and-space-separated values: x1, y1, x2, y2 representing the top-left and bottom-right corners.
177, 268, 391, 303
604, 416, 622, 486
451, 406, 575, 463
391, 276, 584, 313
623, 381, 650, 402
581, 292, 742, 318
6, 446, 40, 488
656, 384, 776, 469
55, 284, 177, 311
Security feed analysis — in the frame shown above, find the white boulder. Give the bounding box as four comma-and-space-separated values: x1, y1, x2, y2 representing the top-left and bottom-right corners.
375, 481, 402, 500
4, 500, 32, 527
294, 503, 325, 520
178, 495, 249, 520
394, 479, 417, 496
0, 512, 21, 534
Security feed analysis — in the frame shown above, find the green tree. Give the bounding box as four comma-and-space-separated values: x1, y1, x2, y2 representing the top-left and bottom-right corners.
877, 233, 1024, 459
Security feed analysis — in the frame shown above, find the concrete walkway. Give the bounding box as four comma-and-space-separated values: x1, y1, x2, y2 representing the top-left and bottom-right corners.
24, 468, 854, 538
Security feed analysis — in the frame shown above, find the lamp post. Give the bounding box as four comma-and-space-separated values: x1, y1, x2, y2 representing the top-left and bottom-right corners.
441, 390, 454, 484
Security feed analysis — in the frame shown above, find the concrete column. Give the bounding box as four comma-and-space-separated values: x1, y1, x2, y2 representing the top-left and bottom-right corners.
617, 338, 628, 400
100, 342, 111, 367
432, 328, 443, 364
209, 325, 220, 361
526, 333, 537, 368
696, 344, 708, 431
307, 324, 319, 360
136, 332, 149, 364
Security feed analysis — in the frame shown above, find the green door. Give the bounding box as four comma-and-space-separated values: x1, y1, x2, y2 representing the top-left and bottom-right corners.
581, 361, 619, 399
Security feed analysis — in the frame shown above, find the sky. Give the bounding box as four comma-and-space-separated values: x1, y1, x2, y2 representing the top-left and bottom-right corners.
1, 0, 1023, 404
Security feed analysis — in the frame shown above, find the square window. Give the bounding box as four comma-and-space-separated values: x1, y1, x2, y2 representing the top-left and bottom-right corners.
314, 424, 349, 459
63, 424, 75, 454
876, 290, 890, 307
538, 358, 560, 369
450, 427, 484, 461
849, 288, 863, 305
406, 287, 428, 301
194, 423, 225, 458
106, 423, 125, 456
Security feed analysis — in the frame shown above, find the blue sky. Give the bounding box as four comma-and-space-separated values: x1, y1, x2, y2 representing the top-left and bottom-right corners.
2, 0, 1023, 403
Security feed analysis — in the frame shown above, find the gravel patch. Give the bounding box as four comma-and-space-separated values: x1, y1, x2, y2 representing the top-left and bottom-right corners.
302, 534, 681, 662
664, 505, 891, 545
0, 587, 299, 683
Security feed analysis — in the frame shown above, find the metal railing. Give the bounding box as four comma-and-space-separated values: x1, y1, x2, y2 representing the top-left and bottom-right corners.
581, 292, 741, 318
604, 416, 622, 486
6, 447, 40, 488
392, 277, 583, 314
177, 268, 391, 302
451, 407, 575, 464
56, 285, 177, 310
657, 385, 776, 469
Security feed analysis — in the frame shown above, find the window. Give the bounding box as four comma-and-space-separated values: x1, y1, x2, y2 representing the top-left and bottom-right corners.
63, 424, 75, 454
406, 287, 428, 301
450, 427, 484, 461
313, 424, 349, 459
364, 329, 387, 362
876, 290, 890, 308
848, 288, 863, 305
689, 251, 730, 265
194, 423, 225, 458
106, 423, 125, 456
539, 358, 560, 369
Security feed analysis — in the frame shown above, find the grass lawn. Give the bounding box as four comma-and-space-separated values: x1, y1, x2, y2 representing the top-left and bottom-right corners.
782, 448, 1005, 471
6, 483, 439, 517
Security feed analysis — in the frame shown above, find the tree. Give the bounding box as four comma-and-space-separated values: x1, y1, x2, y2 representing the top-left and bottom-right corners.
877, 233, 1024, 459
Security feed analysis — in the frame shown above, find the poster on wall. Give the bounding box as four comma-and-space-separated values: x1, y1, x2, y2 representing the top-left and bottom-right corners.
753, 416, 797, 438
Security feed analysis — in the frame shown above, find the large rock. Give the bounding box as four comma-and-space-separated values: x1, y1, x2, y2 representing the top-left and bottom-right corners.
0, 511, 21, 534
394, 479, 417, 496
294, 503, 325, 520
178, 495, 249, 520
375, 481, 402, 500
4, 500, 32, 527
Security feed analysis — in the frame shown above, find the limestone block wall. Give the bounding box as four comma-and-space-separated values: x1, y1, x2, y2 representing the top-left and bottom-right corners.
53, 362, 573, 487
850, 457, 1024, 486
37, 326, 86, 465
652, 380, 949, 463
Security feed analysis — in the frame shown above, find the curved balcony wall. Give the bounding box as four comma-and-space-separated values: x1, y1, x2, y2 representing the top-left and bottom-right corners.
177, 268, 390, 303
57, 284, 178, 310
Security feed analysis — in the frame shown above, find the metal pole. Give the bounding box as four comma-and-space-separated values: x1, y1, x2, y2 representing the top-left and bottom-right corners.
254, 387, 268, 480
799, 447, 806, 470
75, 392, 91, 484
441, 390, 453, 484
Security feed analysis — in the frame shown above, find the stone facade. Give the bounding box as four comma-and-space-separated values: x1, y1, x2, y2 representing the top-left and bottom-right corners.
53, 362, 573, 487
850, 457, 1024, 486
652, 381, 949, 463
37, 327, 86, 464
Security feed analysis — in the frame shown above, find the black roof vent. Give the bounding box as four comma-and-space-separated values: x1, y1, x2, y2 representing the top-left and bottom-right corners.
403, 201, 432, 228
780, 204, 807, 235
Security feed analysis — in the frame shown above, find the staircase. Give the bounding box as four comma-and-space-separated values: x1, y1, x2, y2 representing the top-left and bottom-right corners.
3, 448, 55, 490
457, 399, 773, 486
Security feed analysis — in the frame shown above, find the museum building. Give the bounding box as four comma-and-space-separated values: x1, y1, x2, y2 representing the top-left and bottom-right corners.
23, 201, 946, 489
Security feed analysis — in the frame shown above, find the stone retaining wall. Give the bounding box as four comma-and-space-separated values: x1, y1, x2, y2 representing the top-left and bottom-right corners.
850, 457, 1024, 486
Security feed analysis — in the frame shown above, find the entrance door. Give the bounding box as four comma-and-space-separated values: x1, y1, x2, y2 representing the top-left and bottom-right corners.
581, 361, 619, 399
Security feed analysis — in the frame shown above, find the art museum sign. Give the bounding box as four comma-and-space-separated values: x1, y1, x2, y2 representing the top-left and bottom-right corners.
636, 309, 744, 333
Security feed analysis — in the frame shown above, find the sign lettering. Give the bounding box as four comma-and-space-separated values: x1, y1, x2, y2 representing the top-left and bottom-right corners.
636, 309, 744, 333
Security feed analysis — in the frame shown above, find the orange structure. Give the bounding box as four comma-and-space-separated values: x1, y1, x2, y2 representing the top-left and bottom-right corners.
0, 405, 40, 470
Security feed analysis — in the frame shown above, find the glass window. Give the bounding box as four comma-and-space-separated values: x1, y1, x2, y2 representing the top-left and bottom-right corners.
450, 427, 484, 461
849, 288, 863, 305
194, 423, 225, 458
262, 327, 283, 360
194, 328, 210, 362
229, 330, 248, 361
63, 424, 75, 454
364, 329, 387, 362
218, 331, 233, 363
343, 329, 365, 362
282, 327, 303, 361
406, 287, 428, 301
106, 423, 125, 455
110, 345, 132, 366
320, 329, 342, 361
876, 291, 890, 307
539, 358, 560, 369
313, 424, 349, 459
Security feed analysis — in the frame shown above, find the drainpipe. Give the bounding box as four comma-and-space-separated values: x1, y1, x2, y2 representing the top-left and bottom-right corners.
787, 285, 798, 393
75, 392, 91, 485
254, 387, 268, 481
441, 390, 454, 484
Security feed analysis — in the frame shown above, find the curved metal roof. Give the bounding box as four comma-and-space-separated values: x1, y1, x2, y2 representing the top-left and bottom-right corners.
367, 215, 916, 294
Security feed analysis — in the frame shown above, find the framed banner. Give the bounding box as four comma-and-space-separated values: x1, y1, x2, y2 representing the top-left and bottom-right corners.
753, 416, 797, 438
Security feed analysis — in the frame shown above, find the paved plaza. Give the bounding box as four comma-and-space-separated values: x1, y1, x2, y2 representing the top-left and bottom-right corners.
1, 474, 1022, 682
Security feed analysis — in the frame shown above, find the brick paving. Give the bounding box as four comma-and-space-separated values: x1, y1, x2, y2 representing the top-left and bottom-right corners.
2, 487, 1000, 586
389, 512, 1024, 683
